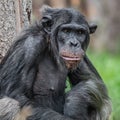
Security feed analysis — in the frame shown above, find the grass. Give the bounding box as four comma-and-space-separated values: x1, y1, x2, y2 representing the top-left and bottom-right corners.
87, 51, 120, 120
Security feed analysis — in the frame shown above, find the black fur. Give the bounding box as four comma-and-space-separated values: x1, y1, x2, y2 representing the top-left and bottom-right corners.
0, 6, 111, 120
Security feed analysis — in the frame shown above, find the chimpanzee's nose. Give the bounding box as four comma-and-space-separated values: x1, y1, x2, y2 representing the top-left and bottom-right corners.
70, 39, 79, 47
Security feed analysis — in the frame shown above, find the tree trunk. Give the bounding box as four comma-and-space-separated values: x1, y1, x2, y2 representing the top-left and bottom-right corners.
0, 0, 32, 61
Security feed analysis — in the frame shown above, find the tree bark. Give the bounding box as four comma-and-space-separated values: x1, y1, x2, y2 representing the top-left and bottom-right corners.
0, 0, 32, 61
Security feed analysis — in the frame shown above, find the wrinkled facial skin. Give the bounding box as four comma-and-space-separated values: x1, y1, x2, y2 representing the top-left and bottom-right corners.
57, 23, 88, 69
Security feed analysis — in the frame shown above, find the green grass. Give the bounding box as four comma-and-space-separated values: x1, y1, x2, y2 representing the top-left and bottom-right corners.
87, 51, 120, 120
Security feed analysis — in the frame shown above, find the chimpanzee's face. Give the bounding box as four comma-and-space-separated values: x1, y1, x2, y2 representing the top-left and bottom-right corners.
57, 23, 87, 69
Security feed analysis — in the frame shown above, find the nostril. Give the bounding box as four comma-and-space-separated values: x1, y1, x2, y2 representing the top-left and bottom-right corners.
74, 42, 78, 47
70, 41, 79, 47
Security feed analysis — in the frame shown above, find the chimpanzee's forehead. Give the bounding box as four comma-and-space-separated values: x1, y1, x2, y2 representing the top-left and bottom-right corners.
43, 7, 89, 29
51, 8, 88, 26
70, 9, 88, 25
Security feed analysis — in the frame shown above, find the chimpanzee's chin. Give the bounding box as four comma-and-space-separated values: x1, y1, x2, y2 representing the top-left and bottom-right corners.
64, 60, 81, 70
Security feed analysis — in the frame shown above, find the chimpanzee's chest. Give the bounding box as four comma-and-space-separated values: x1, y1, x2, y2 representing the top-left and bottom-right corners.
33, 57, 68, 109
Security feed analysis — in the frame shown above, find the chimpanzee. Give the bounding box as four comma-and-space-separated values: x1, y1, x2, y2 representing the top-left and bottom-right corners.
0, 6, 111, 120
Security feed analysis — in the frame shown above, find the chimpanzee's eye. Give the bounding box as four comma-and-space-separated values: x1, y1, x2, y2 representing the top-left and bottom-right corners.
62, 28, 70, 33
77, 30, 83, 35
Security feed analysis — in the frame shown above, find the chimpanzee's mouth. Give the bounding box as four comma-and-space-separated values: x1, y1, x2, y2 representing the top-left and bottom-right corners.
61, 55, 81, 61
61, 55, 81, 69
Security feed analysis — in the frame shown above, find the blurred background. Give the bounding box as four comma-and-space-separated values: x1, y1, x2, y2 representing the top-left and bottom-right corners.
32, 0, 120, 119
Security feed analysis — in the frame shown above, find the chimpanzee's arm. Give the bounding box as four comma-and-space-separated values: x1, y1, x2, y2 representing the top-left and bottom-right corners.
27, 106, 73, 120
64, 55, 112, 120
0, 97, 74, 120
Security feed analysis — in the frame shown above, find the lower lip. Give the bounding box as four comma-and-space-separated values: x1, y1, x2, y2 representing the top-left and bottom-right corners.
62, 56, 81, 61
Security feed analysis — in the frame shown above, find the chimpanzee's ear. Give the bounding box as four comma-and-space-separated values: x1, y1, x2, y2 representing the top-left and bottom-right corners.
89, 23, 97, 34
40, 5, 53, 33
41, 15, 53, 33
